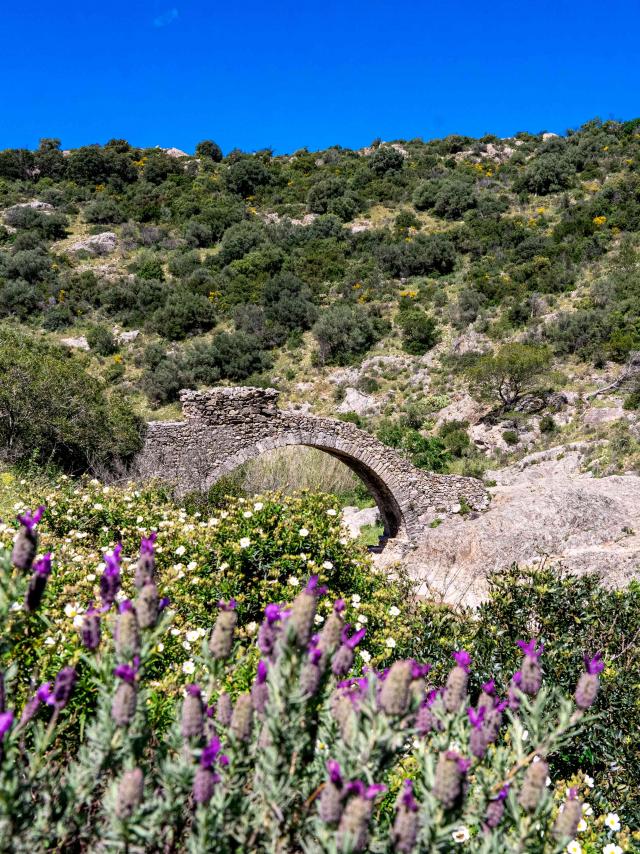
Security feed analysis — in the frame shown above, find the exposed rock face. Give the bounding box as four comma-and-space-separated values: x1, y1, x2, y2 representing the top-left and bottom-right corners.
400, 444, 640, 607
6, 200, 54, 215
69, 232, 117, 256
342, 505, 381, 538
135, 386, 489, 542
336, 387, 380, 416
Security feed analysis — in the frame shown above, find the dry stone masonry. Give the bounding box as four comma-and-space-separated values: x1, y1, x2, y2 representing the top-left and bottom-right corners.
135, 387, 489, 544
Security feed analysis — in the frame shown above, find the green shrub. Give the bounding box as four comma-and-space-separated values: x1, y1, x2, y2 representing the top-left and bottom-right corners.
0, 327, 143, 470
502, 429, 519, 445
539, 414, 556, 433
369, 145, 405, 175
377, 421, 451, 472
195, 139, 223, 162
397, 308, 439, 355
312, 303, 384, 365
86, 325, 119, 356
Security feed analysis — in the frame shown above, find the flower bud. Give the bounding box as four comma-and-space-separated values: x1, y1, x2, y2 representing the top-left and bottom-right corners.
81, 609, 101, 651
517, 639, 544, 696
392, 780, 419, 853
289, 590, 317, 648
331, 644, 354, 677
115, 768, 144, 819
215, 692, 233, 727
485, 786, 509, 829
193, 766, 217, 805
553, 792, 582, 840
319, 762, 344, 824
112, 681, 137, 727
135, 582, 159, 629
134, 533, 157, 589
318, 610, 343, 656
336, 796, 373, 853
25, 553, 52, 612
433, 751, 469, 810
230, 693, 253, 742
443, 666, 468, 713
209, 605, 237, 660
12, 507, 44, 571
470, 726, 488, 759
181, 685, 204, 739
251, 661, 269, 715
518, 759, 549, 812
416, 702, 435, 735
331, 693, 356, 743
379, 660, 412, 716
52, 667, 76, 710
116, 603, 140, 658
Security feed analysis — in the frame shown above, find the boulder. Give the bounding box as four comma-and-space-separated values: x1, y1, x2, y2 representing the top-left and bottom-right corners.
336, 387, 379, 416
69, 232, 117, 256
60, 336, 89, 351
582, 406, 631, 427
117, 330, 140, 345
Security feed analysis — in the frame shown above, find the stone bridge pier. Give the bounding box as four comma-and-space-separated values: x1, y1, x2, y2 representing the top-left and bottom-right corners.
135, 387, 489, 544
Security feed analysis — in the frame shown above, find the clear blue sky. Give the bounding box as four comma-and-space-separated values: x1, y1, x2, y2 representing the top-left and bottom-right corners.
2, 0, 639, 154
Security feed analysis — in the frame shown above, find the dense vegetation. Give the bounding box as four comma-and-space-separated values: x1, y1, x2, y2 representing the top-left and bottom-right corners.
1, 121, 639, 442
0, 478, 638, 850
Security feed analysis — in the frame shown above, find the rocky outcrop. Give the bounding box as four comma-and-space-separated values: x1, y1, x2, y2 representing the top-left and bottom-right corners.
69, 232, 118, 256
398, 444, 640, 607
342, 505, 381, 538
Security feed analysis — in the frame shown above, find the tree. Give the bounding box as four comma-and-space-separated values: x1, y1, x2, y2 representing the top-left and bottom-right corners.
224, 158, 270, 197
195, 139, 223, 162
369, 145, 404, 176
466, 343, 552, 407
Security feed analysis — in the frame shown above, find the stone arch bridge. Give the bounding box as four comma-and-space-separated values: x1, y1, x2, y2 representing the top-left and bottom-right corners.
135, 387, 489, 544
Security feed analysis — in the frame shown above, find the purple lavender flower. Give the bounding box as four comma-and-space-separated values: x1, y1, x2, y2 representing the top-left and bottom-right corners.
115, 767, 144, 819
193, 767, 218, 805
333, 598, 346, 613
392, 780, 420, 853
518, 759, 549, 812
208, 599, 238, 660
158, 597, 170, 611
0, 711, 14, 741
100, 544, 122, 609
201, 734, 223, 768
19, 683, 52, 727
24, 552, 52, 612
485, 785, 509, 829
318, 760, 344, 824
12, 505, 45, 570
433, 750, 470, 809
468, 706, 488, 758
517, 638, 544, 696
51, 667, 76, 710
181, 685, 204, 739
575, 652, 605, 709
331, 625, 366, 676
508, 671, 523, 710
467, 706, 486, 728
135, 532, 157, 588
379, 660, 413, 716
81, 604, 101, 651
257, 603, 285, 657
251, 660, 269, 714
337, 782, 386, 852
444, 651, 471, 713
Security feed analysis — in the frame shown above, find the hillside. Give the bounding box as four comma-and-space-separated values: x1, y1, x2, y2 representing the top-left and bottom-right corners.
2, 120, 640, 486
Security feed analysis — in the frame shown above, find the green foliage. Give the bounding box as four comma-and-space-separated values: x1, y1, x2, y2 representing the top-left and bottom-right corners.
369, 145, 405, 176
376, 420, 451, 471
465, 344, 552, 407
396, 307, 439, 355
86, 324, 119, 356
195, 140, 223, 162
312, 303, 385, 365
224, 158, 270, 197
0, 327, 143, 470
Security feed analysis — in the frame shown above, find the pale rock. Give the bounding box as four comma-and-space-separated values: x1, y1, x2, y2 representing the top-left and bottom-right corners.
583, 406, 631, 427
336, 387, 379, 416
70, 232, 117, 256
163, 147, 189, 158
341, 505, 381, 538
117, 330, 140, 345
61, 336, 89, 351
436, 394, 484, 427
406, 443, 640, 607
451, 330, 491, 356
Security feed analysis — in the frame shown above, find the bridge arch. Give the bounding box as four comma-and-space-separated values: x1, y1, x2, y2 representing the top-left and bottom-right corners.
135, 387, 489, 544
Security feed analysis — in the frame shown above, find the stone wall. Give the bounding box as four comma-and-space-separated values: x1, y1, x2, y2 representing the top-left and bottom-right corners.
135, 387, 489, 543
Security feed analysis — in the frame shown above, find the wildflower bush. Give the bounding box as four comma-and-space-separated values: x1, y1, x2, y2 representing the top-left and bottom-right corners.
2, 507, 637, 852
0, 475, 447, 706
